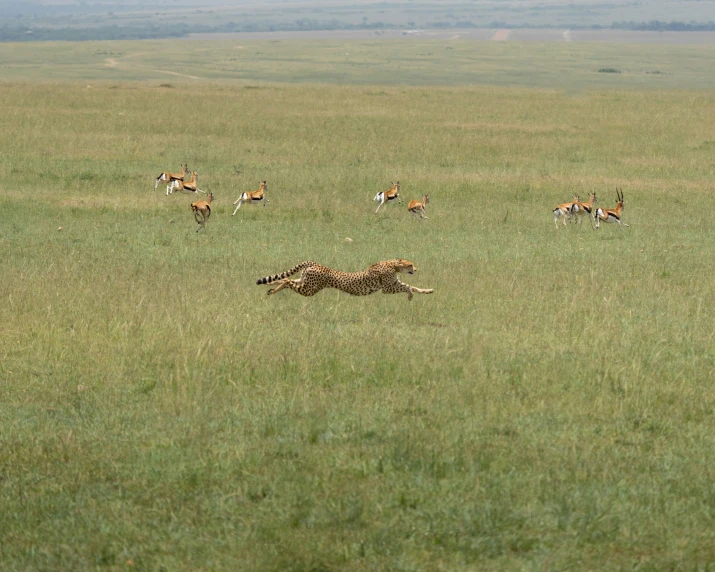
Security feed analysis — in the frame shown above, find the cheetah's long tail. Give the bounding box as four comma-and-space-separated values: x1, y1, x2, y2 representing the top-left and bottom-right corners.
256, 261, 318, 285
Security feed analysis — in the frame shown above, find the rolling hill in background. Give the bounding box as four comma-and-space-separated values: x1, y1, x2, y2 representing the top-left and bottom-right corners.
3, 0, 715, 42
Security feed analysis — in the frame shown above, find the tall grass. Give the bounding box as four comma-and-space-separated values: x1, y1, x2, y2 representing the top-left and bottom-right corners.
1, 78, 714, 569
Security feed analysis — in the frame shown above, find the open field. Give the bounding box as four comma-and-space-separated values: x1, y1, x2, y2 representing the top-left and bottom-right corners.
1, 42, 715, 569
5, 37, 715, 89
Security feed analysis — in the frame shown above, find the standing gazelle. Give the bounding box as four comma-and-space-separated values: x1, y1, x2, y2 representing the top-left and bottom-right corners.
374, 181, 402, 213
191, 192, 213, 232
594, 188, 629, 230
571, 192, 598, 230
553, 194, 580, 229
408, 195, 429, 219
232, 181, 268, 215
155, 164, 189, 190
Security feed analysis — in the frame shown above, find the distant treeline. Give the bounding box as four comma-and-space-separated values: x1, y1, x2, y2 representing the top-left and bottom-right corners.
3, 19, 715, 42
0, 24, 198, 42
1, 20, 353, 42
485, 20, 715, 32
611, 20, 715, 31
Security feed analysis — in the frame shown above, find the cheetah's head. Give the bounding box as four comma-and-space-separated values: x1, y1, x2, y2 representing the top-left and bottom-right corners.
392, 259, 416, 274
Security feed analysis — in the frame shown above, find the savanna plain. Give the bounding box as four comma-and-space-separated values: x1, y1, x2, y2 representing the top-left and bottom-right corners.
1, 39, 714, 570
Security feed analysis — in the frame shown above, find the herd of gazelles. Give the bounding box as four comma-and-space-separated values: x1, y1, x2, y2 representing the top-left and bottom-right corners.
154, 168, 430, 231
155, 165, 628, 232
154, 164, 271, 231
553, 188, 629, 230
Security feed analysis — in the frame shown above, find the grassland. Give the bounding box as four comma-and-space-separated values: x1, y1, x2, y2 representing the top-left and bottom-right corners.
5, 38, 715, 90
1, 39, 715, 570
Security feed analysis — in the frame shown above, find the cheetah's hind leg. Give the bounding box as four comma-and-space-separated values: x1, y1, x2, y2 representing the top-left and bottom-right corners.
267, 279, 293, 296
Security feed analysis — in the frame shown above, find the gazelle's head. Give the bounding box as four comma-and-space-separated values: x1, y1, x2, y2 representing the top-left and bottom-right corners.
259, 180, 267, 191
590, 192, 598, 204
616, 188, 624, 209
423, 195, 430, 205
392, 181, 400, 193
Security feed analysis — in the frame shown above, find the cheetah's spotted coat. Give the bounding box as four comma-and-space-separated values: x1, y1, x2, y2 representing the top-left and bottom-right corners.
256, 259, 433, 300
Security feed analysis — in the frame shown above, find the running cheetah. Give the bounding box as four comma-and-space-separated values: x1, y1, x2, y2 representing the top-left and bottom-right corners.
256, 259, 434, 301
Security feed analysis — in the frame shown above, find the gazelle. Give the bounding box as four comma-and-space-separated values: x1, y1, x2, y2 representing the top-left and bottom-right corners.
571, 192, 598, 230
374, 181, 402, 213
553, 194, 580, 229
191, 192, 213, 232
408, 195, 429, 219
166, 169, 195, 195
155, 164, 188, 190
594, 188, 629, 230
232, 180, 268, 215
167, 170, 205, 196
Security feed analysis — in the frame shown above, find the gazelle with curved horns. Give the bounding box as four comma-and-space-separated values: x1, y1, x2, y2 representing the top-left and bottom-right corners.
374, 181, 402, 213
571, 191, 598, 230
167, 169, 206, 196
155, 163, 189, 190
232, 180, 268, 215
594, 188, 629, 230
553, 194, 580, 229
191, 192, 213, 232
408, 194, 429, 219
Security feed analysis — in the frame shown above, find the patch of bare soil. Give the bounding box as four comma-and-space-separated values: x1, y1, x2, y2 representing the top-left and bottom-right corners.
492, 29, 510, 41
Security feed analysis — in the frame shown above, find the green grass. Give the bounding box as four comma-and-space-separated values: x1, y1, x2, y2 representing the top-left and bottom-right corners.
1, 72, 714, 569
3, 38, 715, 90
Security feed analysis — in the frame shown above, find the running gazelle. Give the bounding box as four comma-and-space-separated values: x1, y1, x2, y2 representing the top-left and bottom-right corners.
191, 192, 213, 232
594, 188, 629, 230
408, 195, 429, 219
232, 181, 268, 215
155, 164, 189, 190
167, 170, 205, 196
553, 194, 580, 228
374, 181, 402, 213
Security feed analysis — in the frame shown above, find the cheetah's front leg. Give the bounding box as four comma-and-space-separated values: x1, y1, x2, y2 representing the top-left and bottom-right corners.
381, 278, 434, 301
